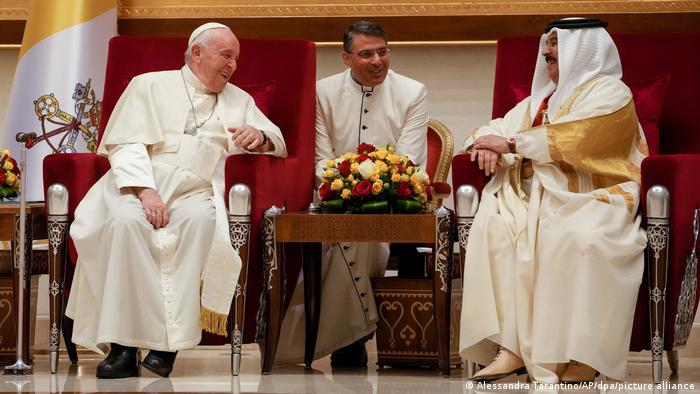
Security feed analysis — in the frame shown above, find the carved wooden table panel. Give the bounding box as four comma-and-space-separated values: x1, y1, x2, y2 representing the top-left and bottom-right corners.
259, 207, 454, 376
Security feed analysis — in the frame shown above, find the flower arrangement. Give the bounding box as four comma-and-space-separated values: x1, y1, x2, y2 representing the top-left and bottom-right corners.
319, 143, 432, 213
0, 149, 21, 200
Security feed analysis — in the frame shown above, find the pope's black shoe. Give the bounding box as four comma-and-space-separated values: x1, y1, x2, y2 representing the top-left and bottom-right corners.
142, 350, 178, 378
96, 343, 139, 379
330, 341, 368, 368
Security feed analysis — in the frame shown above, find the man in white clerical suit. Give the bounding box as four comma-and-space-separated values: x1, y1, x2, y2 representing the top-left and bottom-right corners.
66, 23, 287, 378
274, 20, 428, 367
459, 18, 647, 383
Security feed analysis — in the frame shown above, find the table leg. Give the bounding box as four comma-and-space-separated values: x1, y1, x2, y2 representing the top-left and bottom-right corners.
433, 207, 453, 377
260, 207, 285, 374
302, 242, 321, 368
11, 212, 33, 369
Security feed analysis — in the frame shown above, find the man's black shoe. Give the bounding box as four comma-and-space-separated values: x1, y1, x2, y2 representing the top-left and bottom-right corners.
330, 341, 368, 368
142, 350, 178, 378
96, 343, 139, 378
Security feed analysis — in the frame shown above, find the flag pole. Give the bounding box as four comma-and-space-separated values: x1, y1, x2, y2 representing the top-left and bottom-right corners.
4, 132, 36, 375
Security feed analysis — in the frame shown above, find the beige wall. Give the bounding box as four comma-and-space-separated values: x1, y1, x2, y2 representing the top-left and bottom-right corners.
0, 48, 19, 131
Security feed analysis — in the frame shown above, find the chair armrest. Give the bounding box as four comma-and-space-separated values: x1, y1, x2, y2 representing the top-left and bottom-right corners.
43, 153, 110, 216
451, 153, 489, 207
224, 154, 314, 213
641, 154, 700, 219
640, 153, 700, 350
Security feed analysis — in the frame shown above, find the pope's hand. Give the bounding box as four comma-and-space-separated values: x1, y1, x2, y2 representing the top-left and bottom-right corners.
229, 125, 265, 151
134, 187, 169, 229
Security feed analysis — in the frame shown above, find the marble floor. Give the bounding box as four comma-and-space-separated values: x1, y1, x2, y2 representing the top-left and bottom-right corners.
1, 340, 700, 393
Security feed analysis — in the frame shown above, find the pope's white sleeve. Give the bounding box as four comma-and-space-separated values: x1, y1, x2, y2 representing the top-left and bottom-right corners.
107, 143, 156, 190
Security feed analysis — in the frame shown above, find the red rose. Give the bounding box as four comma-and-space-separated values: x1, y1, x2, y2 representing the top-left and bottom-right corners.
356, 154, 369, 163
352, 180, 372, 198
396, 164, 405, 173
395, 181, 413, 199
357, 143, 376, 154
338, 160, 352, 177
0, 171, 5, 185
318, 183, 336, 201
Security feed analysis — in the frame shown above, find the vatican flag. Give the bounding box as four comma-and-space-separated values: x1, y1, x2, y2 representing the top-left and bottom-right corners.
1, 0, 116, 201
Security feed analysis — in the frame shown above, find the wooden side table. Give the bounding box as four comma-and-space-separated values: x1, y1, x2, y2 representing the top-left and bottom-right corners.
0, 202, 46, 365
258, 207, 455, 376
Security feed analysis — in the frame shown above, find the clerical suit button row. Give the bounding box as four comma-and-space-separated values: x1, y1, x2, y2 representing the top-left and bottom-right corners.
362, 125, 367, 130
364, 109, 369, 113
354, 277, 360, 282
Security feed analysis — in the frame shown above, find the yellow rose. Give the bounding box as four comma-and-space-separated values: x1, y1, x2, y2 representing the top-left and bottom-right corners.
341, 152, 354, 160
341, 188, 352, 199
413, 184, 424, 194
5, 172, 16, 186
400, 174, 410, 182
331, 178, 344, 191
391, 173, 401, 182
372, 180, 383, 195
352, 180, 358, 186
369, 172, 380, 182
323, 169, 335, 179
326, 160, 336, 168
347, 174, 354, 182
350, 162, 360, 173
374, 160, 388, 173
406, 166, 414, 175
386, 154, 400, 164
1, 149, 11, 159
388, 146, 395, 153
3, 161, 13, 172
375, 148, 388, 160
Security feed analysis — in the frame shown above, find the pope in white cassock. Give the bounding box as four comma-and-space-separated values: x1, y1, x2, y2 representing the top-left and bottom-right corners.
274, 20, 428, 367
458, 18, 648, 383
66, 23, 287, 378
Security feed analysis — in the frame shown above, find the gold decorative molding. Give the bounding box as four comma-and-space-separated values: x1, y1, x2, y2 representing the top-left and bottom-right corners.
2, 1, 700, 21
118, 1, 700, 18
0, 0, 26, 20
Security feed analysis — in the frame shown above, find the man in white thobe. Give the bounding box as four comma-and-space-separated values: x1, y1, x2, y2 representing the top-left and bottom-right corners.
274, 20, 428, 366
66, 23, 287, 378
459, 18, 647, 383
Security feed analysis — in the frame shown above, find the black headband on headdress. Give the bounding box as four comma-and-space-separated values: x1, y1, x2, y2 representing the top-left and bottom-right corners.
544, 18, 608, 33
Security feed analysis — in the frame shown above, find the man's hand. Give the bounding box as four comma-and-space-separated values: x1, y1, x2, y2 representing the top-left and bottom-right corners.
134, 187, 169, 229
470, 149, 502, 176
473, 135, 509, 154
228, 125, 270, 152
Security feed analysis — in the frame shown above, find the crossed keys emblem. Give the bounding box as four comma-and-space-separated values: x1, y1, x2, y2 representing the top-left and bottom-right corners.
24, 79, 101, 153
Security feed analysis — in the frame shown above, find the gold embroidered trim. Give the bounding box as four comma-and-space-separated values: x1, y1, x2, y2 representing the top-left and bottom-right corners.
559, 162, 579, 193
546, 100, 641, 184
606, 184, 635, 213
593, 193, 611, 204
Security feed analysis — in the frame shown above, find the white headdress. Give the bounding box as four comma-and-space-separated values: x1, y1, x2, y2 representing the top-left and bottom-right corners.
530, 18, 622, 120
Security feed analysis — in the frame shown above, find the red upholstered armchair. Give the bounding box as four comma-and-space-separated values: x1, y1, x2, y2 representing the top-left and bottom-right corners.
42, 36, 316, 373
452, 33, 700, 383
